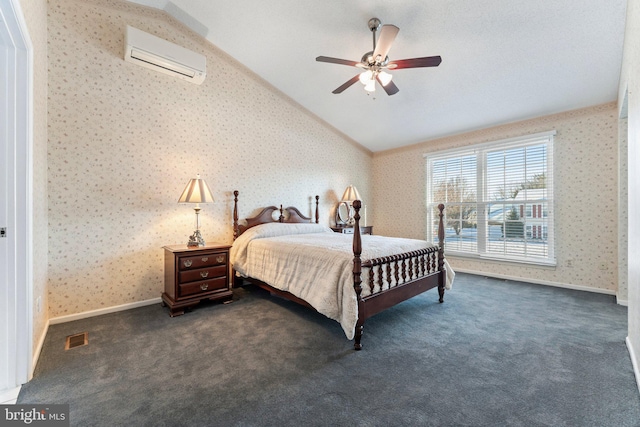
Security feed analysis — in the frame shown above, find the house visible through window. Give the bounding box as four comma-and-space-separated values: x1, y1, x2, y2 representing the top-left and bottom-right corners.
425, 131, 555, 265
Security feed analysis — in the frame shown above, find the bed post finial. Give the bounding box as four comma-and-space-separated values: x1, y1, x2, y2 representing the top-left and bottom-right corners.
233, 190, 239, 241
352, 199, 364, 350
315, 195, 319, 224
437, 203, 446, 303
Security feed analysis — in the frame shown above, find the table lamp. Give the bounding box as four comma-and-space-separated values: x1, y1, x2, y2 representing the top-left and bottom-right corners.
178, 174, 214, 247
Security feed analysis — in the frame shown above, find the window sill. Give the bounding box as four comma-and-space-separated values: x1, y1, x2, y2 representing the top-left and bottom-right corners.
445, 251, 556, 268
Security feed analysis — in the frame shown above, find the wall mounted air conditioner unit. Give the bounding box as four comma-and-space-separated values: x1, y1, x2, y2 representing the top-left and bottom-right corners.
124, 26, 206, 85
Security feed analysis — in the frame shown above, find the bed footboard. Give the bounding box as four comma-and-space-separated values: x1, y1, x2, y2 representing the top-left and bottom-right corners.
363, 247, 442, 294
351, 202, 446, 350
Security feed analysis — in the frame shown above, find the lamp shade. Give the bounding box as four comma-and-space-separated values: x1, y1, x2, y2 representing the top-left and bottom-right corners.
178, 174, 214, 204
364, 80, 376, 92
378, 71, 393, 86
359, 70, 373, 85
341, 184, 362, 203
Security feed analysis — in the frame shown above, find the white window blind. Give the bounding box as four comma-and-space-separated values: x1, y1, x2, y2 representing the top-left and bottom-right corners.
425, 131, 555, 265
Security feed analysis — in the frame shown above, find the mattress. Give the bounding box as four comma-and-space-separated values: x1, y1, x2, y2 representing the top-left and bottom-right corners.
230, 222, 454, 339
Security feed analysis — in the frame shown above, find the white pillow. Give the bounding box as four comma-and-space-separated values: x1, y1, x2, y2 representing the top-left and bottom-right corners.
231, 222, 333, 268
241, 222, 332, 240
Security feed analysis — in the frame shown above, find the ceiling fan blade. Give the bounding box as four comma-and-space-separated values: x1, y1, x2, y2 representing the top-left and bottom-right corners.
316, 56, 361, 67
387, 56, 442, 69
372, 25, 399, 61
377, 76, 399, 96
332, 75, 360, 94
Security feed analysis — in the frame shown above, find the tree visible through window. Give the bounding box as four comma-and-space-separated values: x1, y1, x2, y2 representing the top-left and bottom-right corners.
425, 132, 555, 264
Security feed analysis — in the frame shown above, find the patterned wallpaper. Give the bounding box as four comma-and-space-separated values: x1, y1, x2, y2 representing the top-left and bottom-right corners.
19, 0, 49, 357
47, 0, 371, 317
45, 0, 624, 319
373, 103, 620, 293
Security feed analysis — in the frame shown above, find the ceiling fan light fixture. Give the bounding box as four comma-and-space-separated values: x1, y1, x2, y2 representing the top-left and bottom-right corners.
364, 80, 376, 92
316, 18, 442, 96
378, 71, 393, 86
359, 70, 374, 85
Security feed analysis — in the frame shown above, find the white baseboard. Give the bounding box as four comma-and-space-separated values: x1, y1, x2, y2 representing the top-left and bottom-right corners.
626, 337, 640, 397
0, 386, 21, 404
31, 319, 49, 379
617, 297, 629, 307
49, 297, 162, 325
29, 298, 162, 388
454, 268, 617, 296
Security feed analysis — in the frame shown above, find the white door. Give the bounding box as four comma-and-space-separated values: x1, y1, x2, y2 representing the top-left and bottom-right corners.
0, 11, 10, 393
0, 0, 32, 398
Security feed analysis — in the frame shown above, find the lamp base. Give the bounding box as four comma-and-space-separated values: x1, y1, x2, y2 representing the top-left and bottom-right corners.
187, 229, 205, 247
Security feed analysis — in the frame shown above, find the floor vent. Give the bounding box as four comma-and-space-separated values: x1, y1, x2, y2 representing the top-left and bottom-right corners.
65, 332, 88, 350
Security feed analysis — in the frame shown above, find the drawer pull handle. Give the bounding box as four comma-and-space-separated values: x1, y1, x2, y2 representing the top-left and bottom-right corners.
201, 257, 209, 262
183, 260, 193, 268
216, 255, 225, 263
200, 271, 209, 278
200, 283, 209, 291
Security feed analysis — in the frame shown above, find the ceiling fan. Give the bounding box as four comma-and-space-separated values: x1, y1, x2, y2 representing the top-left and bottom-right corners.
316, 18, 442, 96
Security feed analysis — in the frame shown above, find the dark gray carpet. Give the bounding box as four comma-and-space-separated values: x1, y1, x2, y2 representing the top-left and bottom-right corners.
19, 273, 640, 426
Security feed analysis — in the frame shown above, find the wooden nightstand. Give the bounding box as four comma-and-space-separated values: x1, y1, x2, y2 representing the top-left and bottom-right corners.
331, 225, 373, 235
162, 243, 232, 317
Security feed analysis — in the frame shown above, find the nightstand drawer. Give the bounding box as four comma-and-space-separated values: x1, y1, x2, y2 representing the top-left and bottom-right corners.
179, 253, 227, 270
179, 265, 227, 283
163, 243, 232, 317
179, 277, 227, 297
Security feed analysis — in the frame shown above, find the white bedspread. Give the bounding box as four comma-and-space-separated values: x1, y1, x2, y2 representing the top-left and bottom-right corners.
230, 223, 454, 339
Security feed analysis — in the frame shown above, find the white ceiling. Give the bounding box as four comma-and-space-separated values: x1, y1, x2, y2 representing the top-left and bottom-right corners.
129, 0, 628, 152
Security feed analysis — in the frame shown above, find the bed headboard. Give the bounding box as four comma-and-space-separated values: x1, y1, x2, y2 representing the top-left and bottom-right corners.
233, 190, 319, 239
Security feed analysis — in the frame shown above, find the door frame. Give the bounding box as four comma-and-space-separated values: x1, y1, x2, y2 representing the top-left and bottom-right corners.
0, 0, 34, 398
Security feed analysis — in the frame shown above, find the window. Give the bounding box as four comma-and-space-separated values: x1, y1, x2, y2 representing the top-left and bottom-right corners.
425, 131, 555, 265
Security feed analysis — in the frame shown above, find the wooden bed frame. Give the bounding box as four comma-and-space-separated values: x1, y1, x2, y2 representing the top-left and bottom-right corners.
232, 190, 446, 350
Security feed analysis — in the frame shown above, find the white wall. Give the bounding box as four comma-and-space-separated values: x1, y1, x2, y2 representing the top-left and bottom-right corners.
619, 116, 628, 305
618, 0, 640, 394
17, 0, 48, 366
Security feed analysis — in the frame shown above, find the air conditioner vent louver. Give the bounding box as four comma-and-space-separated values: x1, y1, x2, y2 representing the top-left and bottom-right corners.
124, 26, 206, 85
130, 49, 196, 78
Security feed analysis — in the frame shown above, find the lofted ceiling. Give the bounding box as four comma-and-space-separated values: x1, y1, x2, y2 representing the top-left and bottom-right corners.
128, 0, 628, 152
